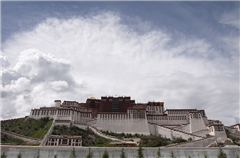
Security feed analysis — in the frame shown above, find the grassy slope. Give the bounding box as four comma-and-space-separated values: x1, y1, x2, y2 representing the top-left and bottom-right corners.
1, 133, 26, 145
1, 116, 53, 139
52, 125, 111, 147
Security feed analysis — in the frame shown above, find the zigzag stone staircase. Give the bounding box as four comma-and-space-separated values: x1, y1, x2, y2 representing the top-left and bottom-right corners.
159, 125, 205, 139
40, 119, 55, 146
165, 136, 217, 148
153, 124, 218, 148
88, 125, 124, 142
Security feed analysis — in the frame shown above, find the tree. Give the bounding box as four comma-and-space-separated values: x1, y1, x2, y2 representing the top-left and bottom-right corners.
137, 144, 144, 158
156, 148, 162, 158
1, 152, 7, 158
69, 148, 76, 158
204, 155, 208, 158
101, 149, 109, 158
86, 148, 93, 158
34, 150, 40, 158
170, 151, 175, 158
236, 154, 239, 158
17, 153, 22, 158
120, 148, 127, 158
217, 148, 227, 158
54, 155, 57, 158
188, 156, 191, 158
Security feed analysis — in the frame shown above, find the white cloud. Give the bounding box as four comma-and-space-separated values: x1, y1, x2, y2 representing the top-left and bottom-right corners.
49, 80, 69, 91
219, 9, 240, 29
0, 55, 10, 67
3, 77, 30, 93
1, 49, 83, 119
1, 11, 238, 125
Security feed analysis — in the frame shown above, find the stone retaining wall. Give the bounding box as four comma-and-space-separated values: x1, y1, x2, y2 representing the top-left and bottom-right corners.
1, 146, 240, 158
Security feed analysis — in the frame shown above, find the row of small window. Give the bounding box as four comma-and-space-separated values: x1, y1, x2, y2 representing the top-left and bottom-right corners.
168, 111, 189, 114
99, 114, 129, 119
147, 116, 187, 120
214, 126, 224, 131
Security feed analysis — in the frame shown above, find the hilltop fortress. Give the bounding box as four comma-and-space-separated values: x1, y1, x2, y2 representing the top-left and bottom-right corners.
28, 95, 236, 147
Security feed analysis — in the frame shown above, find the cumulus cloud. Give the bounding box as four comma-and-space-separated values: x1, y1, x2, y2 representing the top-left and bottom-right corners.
3, 77, 30, 93
0, 55, 10, 67
1, 11, 239, 125
49, 80, 69, 91
1, 49, 82, 119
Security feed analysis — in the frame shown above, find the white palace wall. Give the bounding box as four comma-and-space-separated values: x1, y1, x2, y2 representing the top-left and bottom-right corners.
147, 115, 189, 125
148, 123, 158, 136
189, 113, 207, 133
30, 109, 57, 120
96, 113, 150, 135
30, 108, 92, 123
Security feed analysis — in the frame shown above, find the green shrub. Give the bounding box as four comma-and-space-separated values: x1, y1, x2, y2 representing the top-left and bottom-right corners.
69, 148, 76, 158
217, 148, 227, 158
34, 150, 40, 158
137, 144, 144, 158
1, 152, 7, 158
170, 151, 175, 158
156, 148, 162, 158
86, 148, 93, 158
172, 137, 187, 144
17, 153, 22, 158
120, 148, 127, 158
101, 149, 109, 158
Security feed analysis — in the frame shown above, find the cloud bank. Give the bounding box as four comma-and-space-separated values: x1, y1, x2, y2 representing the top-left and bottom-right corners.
1, 11, 239, 125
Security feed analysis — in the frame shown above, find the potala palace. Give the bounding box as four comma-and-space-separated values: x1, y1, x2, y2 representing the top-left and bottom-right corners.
29, 96, 240, 147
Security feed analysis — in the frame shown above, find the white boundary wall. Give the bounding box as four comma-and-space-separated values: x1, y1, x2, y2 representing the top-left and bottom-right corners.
1, 146, 240, 158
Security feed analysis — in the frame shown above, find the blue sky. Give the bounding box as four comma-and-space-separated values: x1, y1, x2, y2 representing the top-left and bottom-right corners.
1, 1, 239, 126
2, 2, 238, 43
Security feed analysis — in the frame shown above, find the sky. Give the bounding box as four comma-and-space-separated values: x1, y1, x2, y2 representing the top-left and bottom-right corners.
0, 1, 239, 126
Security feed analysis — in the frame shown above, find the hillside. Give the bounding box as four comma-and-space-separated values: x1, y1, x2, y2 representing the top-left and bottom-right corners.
1, 116, 53, 139
1, 133, 26, 145
52, 125, 111, 147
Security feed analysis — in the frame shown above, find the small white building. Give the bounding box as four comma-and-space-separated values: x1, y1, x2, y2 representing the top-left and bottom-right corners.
46, 135, 82, 146
208, 123, 226, 137
230, 124, 240, 132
